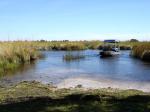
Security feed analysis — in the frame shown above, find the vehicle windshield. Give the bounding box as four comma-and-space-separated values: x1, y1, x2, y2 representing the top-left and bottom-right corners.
103, 42, 119, 51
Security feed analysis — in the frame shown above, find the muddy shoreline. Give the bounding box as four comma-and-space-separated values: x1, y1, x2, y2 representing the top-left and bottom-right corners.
56, 77, 150, 92
0, 81, 150, 112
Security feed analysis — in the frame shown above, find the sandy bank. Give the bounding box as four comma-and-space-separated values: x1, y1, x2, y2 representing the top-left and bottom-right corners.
56, 77, 150, 92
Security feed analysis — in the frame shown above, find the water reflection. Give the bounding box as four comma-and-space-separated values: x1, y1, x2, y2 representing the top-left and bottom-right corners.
0, 50, 150, 86
0, 61, 36, 77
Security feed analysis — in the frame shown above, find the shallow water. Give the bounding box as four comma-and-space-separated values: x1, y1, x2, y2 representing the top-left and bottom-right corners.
0, 50, 150, 89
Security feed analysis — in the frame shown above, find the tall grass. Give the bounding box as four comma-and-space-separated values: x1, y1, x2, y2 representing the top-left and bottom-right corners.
0, 43, 41, 76
0, 40, 101, 75
131, 42, 150, 61
4, 40, 102, 51
3, 40, 147, 52
0, 40, 149, 76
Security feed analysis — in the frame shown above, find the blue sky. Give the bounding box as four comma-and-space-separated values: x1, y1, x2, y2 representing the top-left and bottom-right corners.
0, 0, 150, 41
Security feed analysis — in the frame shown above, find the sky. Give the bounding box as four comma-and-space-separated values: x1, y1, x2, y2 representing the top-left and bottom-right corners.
0, 0, 150, 41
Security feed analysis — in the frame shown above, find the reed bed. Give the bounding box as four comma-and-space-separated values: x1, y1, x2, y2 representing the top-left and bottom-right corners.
33, 41, 102, 51
3, 41, 102, 51
63, 54, 85, 61
2, 41, 146, 52
0, 40, 104, 75
0, 43, 40, 75
131, 42, 150, 61
0, 41, 149, 74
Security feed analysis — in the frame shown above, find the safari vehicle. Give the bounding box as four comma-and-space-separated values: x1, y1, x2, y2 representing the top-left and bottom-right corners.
100, 39, 120, 57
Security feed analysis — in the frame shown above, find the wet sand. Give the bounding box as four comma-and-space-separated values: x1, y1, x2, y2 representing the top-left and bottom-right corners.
56, 77, 150, 92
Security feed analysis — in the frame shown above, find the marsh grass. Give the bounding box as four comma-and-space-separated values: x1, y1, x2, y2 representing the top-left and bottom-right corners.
2, 41, 148, 51
0, 41, 101, 72
0, 43, 41, 76
0, 41, 97, 75
7, 40, 102, 51
131, 43, 150, 61
0, 41, 149, 75
63, 53, 85, 61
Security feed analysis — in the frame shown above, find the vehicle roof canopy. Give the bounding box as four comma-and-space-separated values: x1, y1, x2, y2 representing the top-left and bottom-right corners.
104, 40, 119, 43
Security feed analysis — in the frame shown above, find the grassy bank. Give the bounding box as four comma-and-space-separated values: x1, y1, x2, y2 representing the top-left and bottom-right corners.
131, 42, 150, 61
3, 40, 102, 51
0, 43, 41, 76
0, 81, 150, 112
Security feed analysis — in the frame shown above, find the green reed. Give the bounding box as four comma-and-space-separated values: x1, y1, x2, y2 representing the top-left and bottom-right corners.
131, 42, 150, 61
0, 43, 40, 75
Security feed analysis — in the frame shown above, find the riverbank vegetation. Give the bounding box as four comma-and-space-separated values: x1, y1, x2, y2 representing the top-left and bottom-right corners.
0, 43, 41, 76
131, 43, 150, 61
0, 41, 150, 111
0, 81, 150, 112
0, 40, 102, 51
25, 40, 102, 51
1, 40, 149, 51
0, 40, 149, 76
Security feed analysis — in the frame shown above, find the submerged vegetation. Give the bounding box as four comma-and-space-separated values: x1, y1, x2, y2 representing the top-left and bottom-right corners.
0, 81, 150, 112
63, 53, 85, 61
